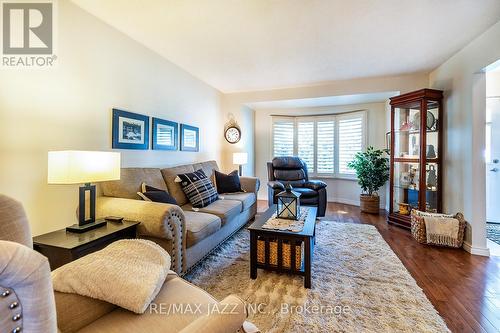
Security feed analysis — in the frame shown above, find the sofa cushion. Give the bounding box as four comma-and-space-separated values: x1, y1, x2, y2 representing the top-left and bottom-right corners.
176, 169, 219, 208
183, 211, 221, 247
192, 160, 219, 184
161, 164, 195, 206
182, 199, 242, 225
77, 274, 218, 333
220, 192, 256, 211
102, 168, 167, 199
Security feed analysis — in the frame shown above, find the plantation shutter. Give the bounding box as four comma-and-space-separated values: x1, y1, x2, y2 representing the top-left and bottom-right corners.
338, 113, 365, 175
316, 119, 335, 175
272, 119, 295, 157
297, 120, 315, 172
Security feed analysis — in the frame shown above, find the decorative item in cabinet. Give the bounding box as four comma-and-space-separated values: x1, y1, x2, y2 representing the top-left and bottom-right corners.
388, 89, 443, 229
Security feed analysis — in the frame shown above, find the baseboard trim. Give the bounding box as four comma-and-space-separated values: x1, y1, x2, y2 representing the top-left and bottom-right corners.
462, 241, 490, 257
330, 197, 386, 209
256, 196, 386, 209
331, 197, 360, 207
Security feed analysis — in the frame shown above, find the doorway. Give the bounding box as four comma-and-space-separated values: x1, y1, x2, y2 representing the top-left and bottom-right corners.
486, 66, 500, 251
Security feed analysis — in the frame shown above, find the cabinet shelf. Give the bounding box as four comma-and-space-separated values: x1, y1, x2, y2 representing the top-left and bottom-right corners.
394, 157, 440, 163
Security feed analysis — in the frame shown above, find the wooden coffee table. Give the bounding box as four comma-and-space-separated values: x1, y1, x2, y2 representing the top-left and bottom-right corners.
248, 205, 317, 288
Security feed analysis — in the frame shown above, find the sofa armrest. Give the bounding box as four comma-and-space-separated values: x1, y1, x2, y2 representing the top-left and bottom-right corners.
267, 180, 285, 191
0, 241, 57, 333
96, 197, 187, 273
179, 295, 247, 333
240, 176, 260, 194
304, 180, 327, 190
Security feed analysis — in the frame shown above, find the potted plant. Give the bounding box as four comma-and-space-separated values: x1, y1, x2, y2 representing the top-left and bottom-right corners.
347, 146, 390, 214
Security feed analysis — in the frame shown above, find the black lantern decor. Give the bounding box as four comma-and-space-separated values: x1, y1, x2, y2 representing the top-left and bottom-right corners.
276, 184, 301, 220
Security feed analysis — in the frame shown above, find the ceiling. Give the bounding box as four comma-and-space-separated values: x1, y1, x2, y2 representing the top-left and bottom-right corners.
71, 0, 500, 93
247, 91, 398, 109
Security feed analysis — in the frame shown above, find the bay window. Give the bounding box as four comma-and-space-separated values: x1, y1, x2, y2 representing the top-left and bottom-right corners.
271, 111, 366, 177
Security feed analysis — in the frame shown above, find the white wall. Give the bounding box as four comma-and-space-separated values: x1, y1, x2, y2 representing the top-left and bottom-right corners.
0, 1, 222, 236
254, 103, 388, 206
487, 71, 500, 97
429, 20, 500, 256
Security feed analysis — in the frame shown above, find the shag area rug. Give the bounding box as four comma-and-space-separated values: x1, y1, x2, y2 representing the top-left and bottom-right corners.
184, 221, 449, 333
487, 222, 500, 246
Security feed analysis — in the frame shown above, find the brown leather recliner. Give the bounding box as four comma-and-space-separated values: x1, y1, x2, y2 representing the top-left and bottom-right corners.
267, 157, 327, 217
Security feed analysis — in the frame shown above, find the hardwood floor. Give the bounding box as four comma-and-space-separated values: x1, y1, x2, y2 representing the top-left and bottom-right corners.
257, 201, 500, 333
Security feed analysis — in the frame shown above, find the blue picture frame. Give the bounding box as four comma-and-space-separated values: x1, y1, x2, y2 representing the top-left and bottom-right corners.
112, 109, 149, 150
152, 117, 178, 150
180, 124, 199, 152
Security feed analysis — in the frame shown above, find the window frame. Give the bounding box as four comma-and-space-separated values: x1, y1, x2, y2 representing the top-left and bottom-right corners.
271, 111, 367, 179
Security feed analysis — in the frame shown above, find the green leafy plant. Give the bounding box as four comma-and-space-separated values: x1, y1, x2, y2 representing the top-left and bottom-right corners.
347, 146, 390, 196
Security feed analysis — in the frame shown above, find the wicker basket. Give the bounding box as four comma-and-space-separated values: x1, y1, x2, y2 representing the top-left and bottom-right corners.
410, 211, 466, 248
257, 238, 303, 270
360, 194, 380, 214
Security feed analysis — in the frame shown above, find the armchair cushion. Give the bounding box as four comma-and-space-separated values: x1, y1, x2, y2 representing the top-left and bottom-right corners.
273, 169, 306, 182
267, 181, 285, 191
304, 180, 327, 191
293, 187, 318, 198
76, 273, 234, 333
179, 295, 247, 333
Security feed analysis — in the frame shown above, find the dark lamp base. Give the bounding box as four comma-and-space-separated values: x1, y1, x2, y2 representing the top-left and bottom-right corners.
66, 220, 107, 233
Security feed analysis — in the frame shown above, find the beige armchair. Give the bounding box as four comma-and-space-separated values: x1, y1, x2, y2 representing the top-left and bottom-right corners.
0, 194, 58, 333
0, 194, 249, 333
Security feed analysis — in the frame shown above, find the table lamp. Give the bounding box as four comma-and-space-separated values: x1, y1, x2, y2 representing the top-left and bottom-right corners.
48, 151, 121, 233
233, 152, 248, 176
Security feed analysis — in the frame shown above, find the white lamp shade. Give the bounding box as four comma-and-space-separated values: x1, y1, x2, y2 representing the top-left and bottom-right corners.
233, 152, 248, 165
48, 151, 121, 184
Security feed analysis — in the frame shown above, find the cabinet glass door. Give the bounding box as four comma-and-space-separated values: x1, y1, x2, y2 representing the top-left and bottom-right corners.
425, 163, 439, 213
393, 104, 421, 159
425, 101, 439, 161
392, 161, 420, 215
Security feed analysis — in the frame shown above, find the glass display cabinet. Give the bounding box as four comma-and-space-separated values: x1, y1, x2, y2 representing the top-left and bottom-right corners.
388, 89, 443, 228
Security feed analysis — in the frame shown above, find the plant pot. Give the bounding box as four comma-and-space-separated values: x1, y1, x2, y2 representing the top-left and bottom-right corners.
360, 194, 380, 214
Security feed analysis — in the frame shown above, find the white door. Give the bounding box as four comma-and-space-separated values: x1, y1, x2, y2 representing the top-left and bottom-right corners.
486, 97, 500, 223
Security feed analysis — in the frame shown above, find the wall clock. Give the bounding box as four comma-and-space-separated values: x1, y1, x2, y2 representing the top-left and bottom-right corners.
225, 126, 241, 144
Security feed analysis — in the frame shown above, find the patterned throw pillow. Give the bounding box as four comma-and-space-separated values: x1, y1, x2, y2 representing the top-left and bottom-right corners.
176, 169, 218, 208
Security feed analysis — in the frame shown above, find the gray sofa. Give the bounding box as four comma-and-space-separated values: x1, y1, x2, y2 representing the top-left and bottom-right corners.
96, 161, 260, 275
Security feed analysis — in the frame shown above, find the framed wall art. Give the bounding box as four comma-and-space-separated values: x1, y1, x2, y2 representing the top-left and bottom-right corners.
152, 117, 178, 150
180, 124, 199, 152
112, 109, 149, 150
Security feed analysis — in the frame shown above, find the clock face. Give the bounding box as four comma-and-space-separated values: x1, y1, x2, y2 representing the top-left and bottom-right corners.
225, 127, 241, 144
